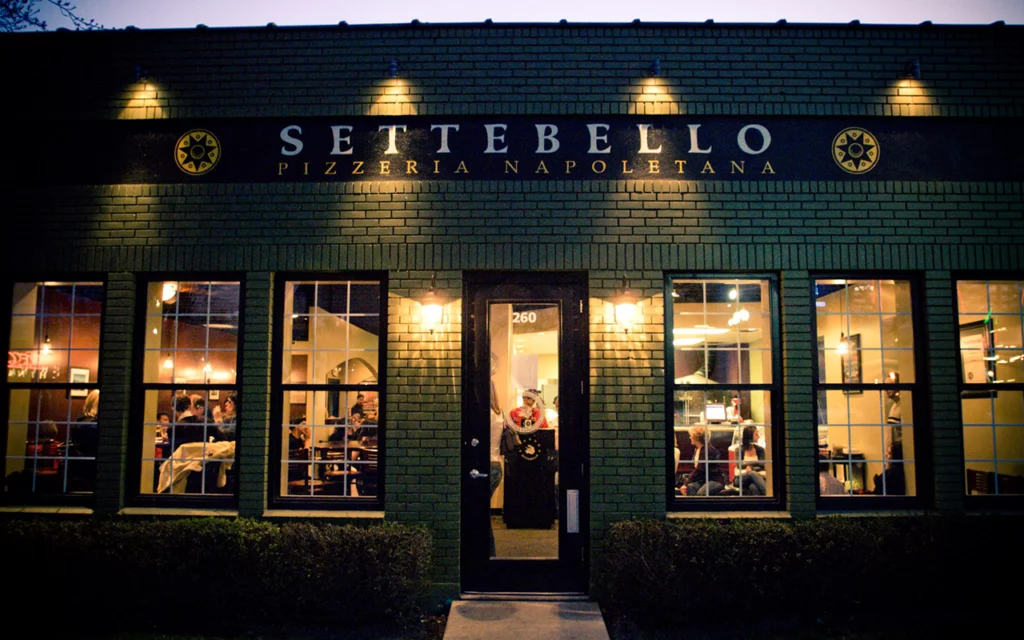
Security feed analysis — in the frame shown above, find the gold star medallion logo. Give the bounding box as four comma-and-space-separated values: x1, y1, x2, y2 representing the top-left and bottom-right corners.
832, 127, 879, 175
174, 129, 221, 176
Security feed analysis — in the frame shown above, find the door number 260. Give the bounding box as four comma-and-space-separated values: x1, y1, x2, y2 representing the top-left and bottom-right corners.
513, 311, 537, 324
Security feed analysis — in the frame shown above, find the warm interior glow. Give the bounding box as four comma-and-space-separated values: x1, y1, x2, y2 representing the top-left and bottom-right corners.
673, 326, 730, 336
161, 282, 178, 303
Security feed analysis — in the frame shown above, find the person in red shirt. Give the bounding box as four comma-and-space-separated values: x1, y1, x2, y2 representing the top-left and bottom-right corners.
509, 389, 547, 432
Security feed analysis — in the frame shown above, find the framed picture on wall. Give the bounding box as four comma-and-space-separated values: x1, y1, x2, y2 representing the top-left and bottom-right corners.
209, 389, 220, 401
841, 333, 862, 393
69, 368, 89, 397
960, 319, 996, 398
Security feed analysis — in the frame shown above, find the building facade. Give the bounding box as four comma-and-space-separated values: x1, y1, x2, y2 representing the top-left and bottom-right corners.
2, 20, 1023, 596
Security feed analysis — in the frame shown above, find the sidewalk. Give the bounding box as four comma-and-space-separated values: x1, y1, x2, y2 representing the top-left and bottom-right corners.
442, 599, 610, 640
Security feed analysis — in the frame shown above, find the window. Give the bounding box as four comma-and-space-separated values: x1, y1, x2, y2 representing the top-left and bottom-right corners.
135, 280, 241, 499
4, 281, 104, 499
814, 278, 918, 499
957, 279, 1024, 496
274, 278, 383, 505
668, 277, 780, 504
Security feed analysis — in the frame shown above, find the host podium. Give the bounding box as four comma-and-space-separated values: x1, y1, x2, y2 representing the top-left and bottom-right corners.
502, 429, 557, 529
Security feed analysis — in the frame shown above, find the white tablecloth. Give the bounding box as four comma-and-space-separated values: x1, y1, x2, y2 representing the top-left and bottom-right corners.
157, 441, 236, 494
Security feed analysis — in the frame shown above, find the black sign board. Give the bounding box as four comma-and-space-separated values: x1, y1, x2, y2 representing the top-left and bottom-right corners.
11, 116, 1023, 184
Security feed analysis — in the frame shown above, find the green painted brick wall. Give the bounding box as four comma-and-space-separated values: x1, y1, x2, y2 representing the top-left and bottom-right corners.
2, 22, 1023, 592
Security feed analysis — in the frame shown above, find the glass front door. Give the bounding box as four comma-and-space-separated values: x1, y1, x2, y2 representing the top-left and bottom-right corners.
462, 273, 588, 593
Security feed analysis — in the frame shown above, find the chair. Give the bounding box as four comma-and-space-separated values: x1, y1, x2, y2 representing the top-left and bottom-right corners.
966, 468, 995, 495
996, 474, 1024, 495
354, 447, 378, 497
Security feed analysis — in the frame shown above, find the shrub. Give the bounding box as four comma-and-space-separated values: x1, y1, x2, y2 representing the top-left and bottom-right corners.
593, 515, 1023, 632
0, 516, 432, 635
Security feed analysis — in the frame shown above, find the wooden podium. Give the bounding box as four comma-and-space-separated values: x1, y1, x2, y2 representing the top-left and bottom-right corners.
502, 429, 557, 529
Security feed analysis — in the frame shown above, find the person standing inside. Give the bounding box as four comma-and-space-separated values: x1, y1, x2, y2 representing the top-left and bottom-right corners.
351, 393, 366, 419
509, 389, 546, 431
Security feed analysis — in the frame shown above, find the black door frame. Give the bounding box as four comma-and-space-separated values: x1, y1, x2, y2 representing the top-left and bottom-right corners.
461, 271, 589, 593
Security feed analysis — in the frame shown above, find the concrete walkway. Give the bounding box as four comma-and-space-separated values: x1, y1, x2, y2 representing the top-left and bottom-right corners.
443, 599, 611, 640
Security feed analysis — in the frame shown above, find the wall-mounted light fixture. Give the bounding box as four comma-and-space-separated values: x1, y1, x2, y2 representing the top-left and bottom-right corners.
905, 58, 921, 80
422, 273, 443, 334
388, 59, 399, 78
134, 64, 149, 83
650, 58, 661, 77
614, 275, 639, 333
41, 334, 52, 356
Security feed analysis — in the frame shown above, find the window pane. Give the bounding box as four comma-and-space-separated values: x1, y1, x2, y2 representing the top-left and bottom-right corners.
278, 390, 379, 499
8, 282, 103, 385
5, 388, 97, 495
817, 382, 915, 497
961, 390, 1024, 496
816, 279, 915, 385
6, 282, 103, 499
138, 280, 240, 500
278, 280, 383, 502
672, 388, 774, 498
144, 282, 240, 384
672, 279, 773, 385
282, 281, 381, 385
141, 389, 236, 496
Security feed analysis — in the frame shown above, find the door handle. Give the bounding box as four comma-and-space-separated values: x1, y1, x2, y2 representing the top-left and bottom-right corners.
469, 469, 489, 479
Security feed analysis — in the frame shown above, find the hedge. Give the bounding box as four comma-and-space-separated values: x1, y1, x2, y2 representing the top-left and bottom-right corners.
0, 517, 432, 634
593, 515, 1024, 631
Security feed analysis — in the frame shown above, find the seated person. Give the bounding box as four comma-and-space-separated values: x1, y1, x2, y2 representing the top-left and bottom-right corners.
732, 425, 766, 495
679, 425, 725, 496
169, 396, 225, 445
872, 441, 906, 496
288, 415, 311, 451
328, 412, 363, 442
819, 459, 847, 495
287, 416, 311, 481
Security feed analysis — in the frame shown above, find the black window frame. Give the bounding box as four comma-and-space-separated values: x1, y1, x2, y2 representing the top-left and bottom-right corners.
666, 273, 785, 512
126, 274, 245, 509
812, 272, 930, 510
954, 273, 1024, 508
268, 272, 387, 511
1, 275, 107, 507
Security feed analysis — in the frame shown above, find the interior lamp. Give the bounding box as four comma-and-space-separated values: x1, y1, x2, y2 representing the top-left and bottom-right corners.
160, 282, 178, 304
836, 332, 850, 356
41, 334, 52, 356
614, 275, 639, 332
422, 273, 443, 335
